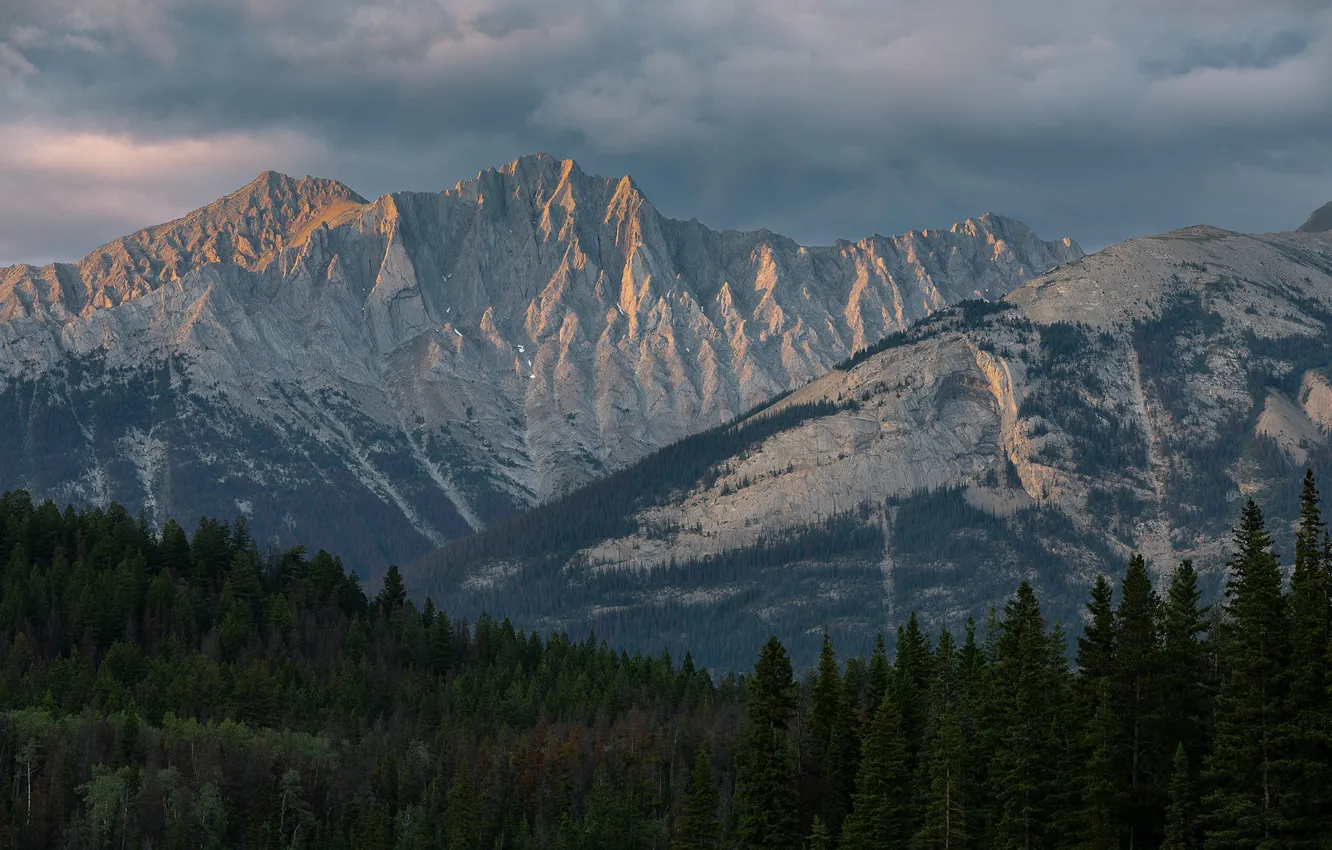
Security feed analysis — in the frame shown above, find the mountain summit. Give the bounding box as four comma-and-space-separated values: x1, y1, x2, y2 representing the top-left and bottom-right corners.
1298, 200, 1332, 232
407, 219, 1332, 669
0, 155, 1080, 569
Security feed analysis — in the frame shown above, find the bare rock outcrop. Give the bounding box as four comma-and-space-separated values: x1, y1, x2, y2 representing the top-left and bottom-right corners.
0, 154, 1079, 568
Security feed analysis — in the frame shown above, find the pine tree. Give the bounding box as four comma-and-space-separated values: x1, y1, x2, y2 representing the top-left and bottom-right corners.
673, 749, 721, 850
989, 582, 1060, 850
807, 629, 849, 832
916, 629, 969, 850
866, 631, 890, 723
841, 687, 912, 850
1113, 553, 1167, 848
1201, 499, 1290, 849
1276, 469, 1332, 844
806, 816, 831, 850
1162, 744, 1196, 850
1079, 680, 1121, 850
895, 613, 931, 766
735, 636, 799, 850
1076, 575, 1116, 691
1161, 559, 1210, 764
377, 565, 407, 616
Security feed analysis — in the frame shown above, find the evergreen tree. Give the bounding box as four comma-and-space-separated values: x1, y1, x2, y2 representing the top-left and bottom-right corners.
1161, 559, 1210, 764
673, 749, 721, 850
989, 582, 1061, 850
1162, 744, 1196, 850
807, 629, 849, 833
866, 632, 890, 723
895, 613, 931, 765
917, 629, 969, 850
841, 687, 912, 850
1079, 680, 1121, 850
1113, 553, 1167, 848
806, 815, 831, 850
1202, 500, 1290, 849
1076, 575, 1116, 691
735, 636, 799, 850
377, 565, 407, 616
1276, 469, 1331, 844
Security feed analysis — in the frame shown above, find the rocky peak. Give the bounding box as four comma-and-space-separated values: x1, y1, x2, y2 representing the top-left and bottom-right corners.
1298, 201, 1332, 233
0, 154, 1084, 575
0, 170, 367, 322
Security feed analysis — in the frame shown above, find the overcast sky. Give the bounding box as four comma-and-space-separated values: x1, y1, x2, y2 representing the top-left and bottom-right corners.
3, 0, 1331, 266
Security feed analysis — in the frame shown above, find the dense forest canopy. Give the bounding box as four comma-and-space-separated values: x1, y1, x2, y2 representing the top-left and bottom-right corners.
1, 469, 1331, 848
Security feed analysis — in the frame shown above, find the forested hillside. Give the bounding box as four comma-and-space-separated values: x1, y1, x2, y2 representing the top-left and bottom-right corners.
2, 471, 1331, 848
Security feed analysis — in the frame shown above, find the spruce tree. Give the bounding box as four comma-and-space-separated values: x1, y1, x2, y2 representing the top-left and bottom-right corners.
735, 636, 799, 850
1201, 499, 1289, 849
989, 582, 1060, 850
866, 632, 890, 723
806, 815, 831, 850
916, 629, 969, 850
377, 565, 407, 616
673, 749, 721, 850
1079, 680, 1121, 850
1113, 553, 1167, 848
841, 687, 912, 850
1276, 469, 1331, 844
1162, 743, 1196, 850
807, 630, 849, 833
1076, 575, 1116, 691
1161, 559, 1210, 764
895, 613, 932, 767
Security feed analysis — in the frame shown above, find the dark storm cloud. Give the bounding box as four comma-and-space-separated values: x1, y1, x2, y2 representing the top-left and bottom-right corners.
2, 0, 1331, 266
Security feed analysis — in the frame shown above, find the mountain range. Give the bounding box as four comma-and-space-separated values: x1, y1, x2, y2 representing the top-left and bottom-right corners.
0, 154, 1081, 570
404, 215, 1332, 668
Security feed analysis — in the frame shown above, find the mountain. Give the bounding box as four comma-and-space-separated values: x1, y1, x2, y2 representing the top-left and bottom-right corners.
1299, 201, 1332, 232
0, 154, 1081, 570
405, 222, 1332, 670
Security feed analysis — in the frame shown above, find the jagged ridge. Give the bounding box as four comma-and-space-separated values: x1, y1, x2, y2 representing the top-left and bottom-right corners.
0, 154, 1081, 570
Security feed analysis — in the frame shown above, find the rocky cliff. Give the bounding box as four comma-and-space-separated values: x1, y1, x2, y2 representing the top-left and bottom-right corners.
0, 154, 1080, 568
406, 223, 1332, 669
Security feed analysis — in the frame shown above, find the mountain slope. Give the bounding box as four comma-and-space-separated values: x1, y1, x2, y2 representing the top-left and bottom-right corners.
1299, 200, 1332, 233
405, 224, 1332, 669
0, 154, 1080, 569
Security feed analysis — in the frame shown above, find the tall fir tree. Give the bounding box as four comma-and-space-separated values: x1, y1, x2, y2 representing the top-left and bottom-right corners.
1162, 743, 1196, 850
673, 749, 721, 850
866, 632, 890, 725
1079, 680, 1121, 850
1201, 499, 1290, 849
989, 582, 1062, 850
841, 687, 912, 850
1161, 559, 1210, 765
806, 630, 850, 834
1113, 553, 1167, 848
806, 816, 831, 850
1076, 575, 1117, 693
916, 629, 970, 850
1276, 469, 1332, 844
735, 636, 799, 850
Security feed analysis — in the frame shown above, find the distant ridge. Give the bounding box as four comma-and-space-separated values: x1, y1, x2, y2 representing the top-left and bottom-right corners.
0, 153, 1081, 573
1298, 200, 1332, 232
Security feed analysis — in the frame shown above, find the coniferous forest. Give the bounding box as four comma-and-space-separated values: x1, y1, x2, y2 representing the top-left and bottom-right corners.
2, 471, 1331, 849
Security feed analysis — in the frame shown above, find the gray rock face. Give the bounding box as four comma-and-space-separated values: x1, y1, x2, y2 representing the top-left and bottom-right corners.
406, 224, 1332, 670
0, 154, 1080, 569
1299, 201, 1332, 233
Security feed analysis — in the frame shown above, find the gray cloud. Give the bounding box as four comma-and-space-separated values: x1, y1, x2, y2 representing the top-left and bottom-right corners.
2, 0, 1330, 265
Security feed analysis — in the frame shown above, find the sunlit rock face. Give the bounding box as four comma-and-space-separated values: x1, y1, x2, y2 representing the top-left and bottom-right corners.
0, 154, 1080, 570
405, 223, 1332, 671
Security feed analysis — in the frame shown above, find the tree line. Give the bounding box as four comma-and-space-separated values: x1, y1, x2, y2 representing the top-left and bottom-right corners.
1, 469, 1330, 847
